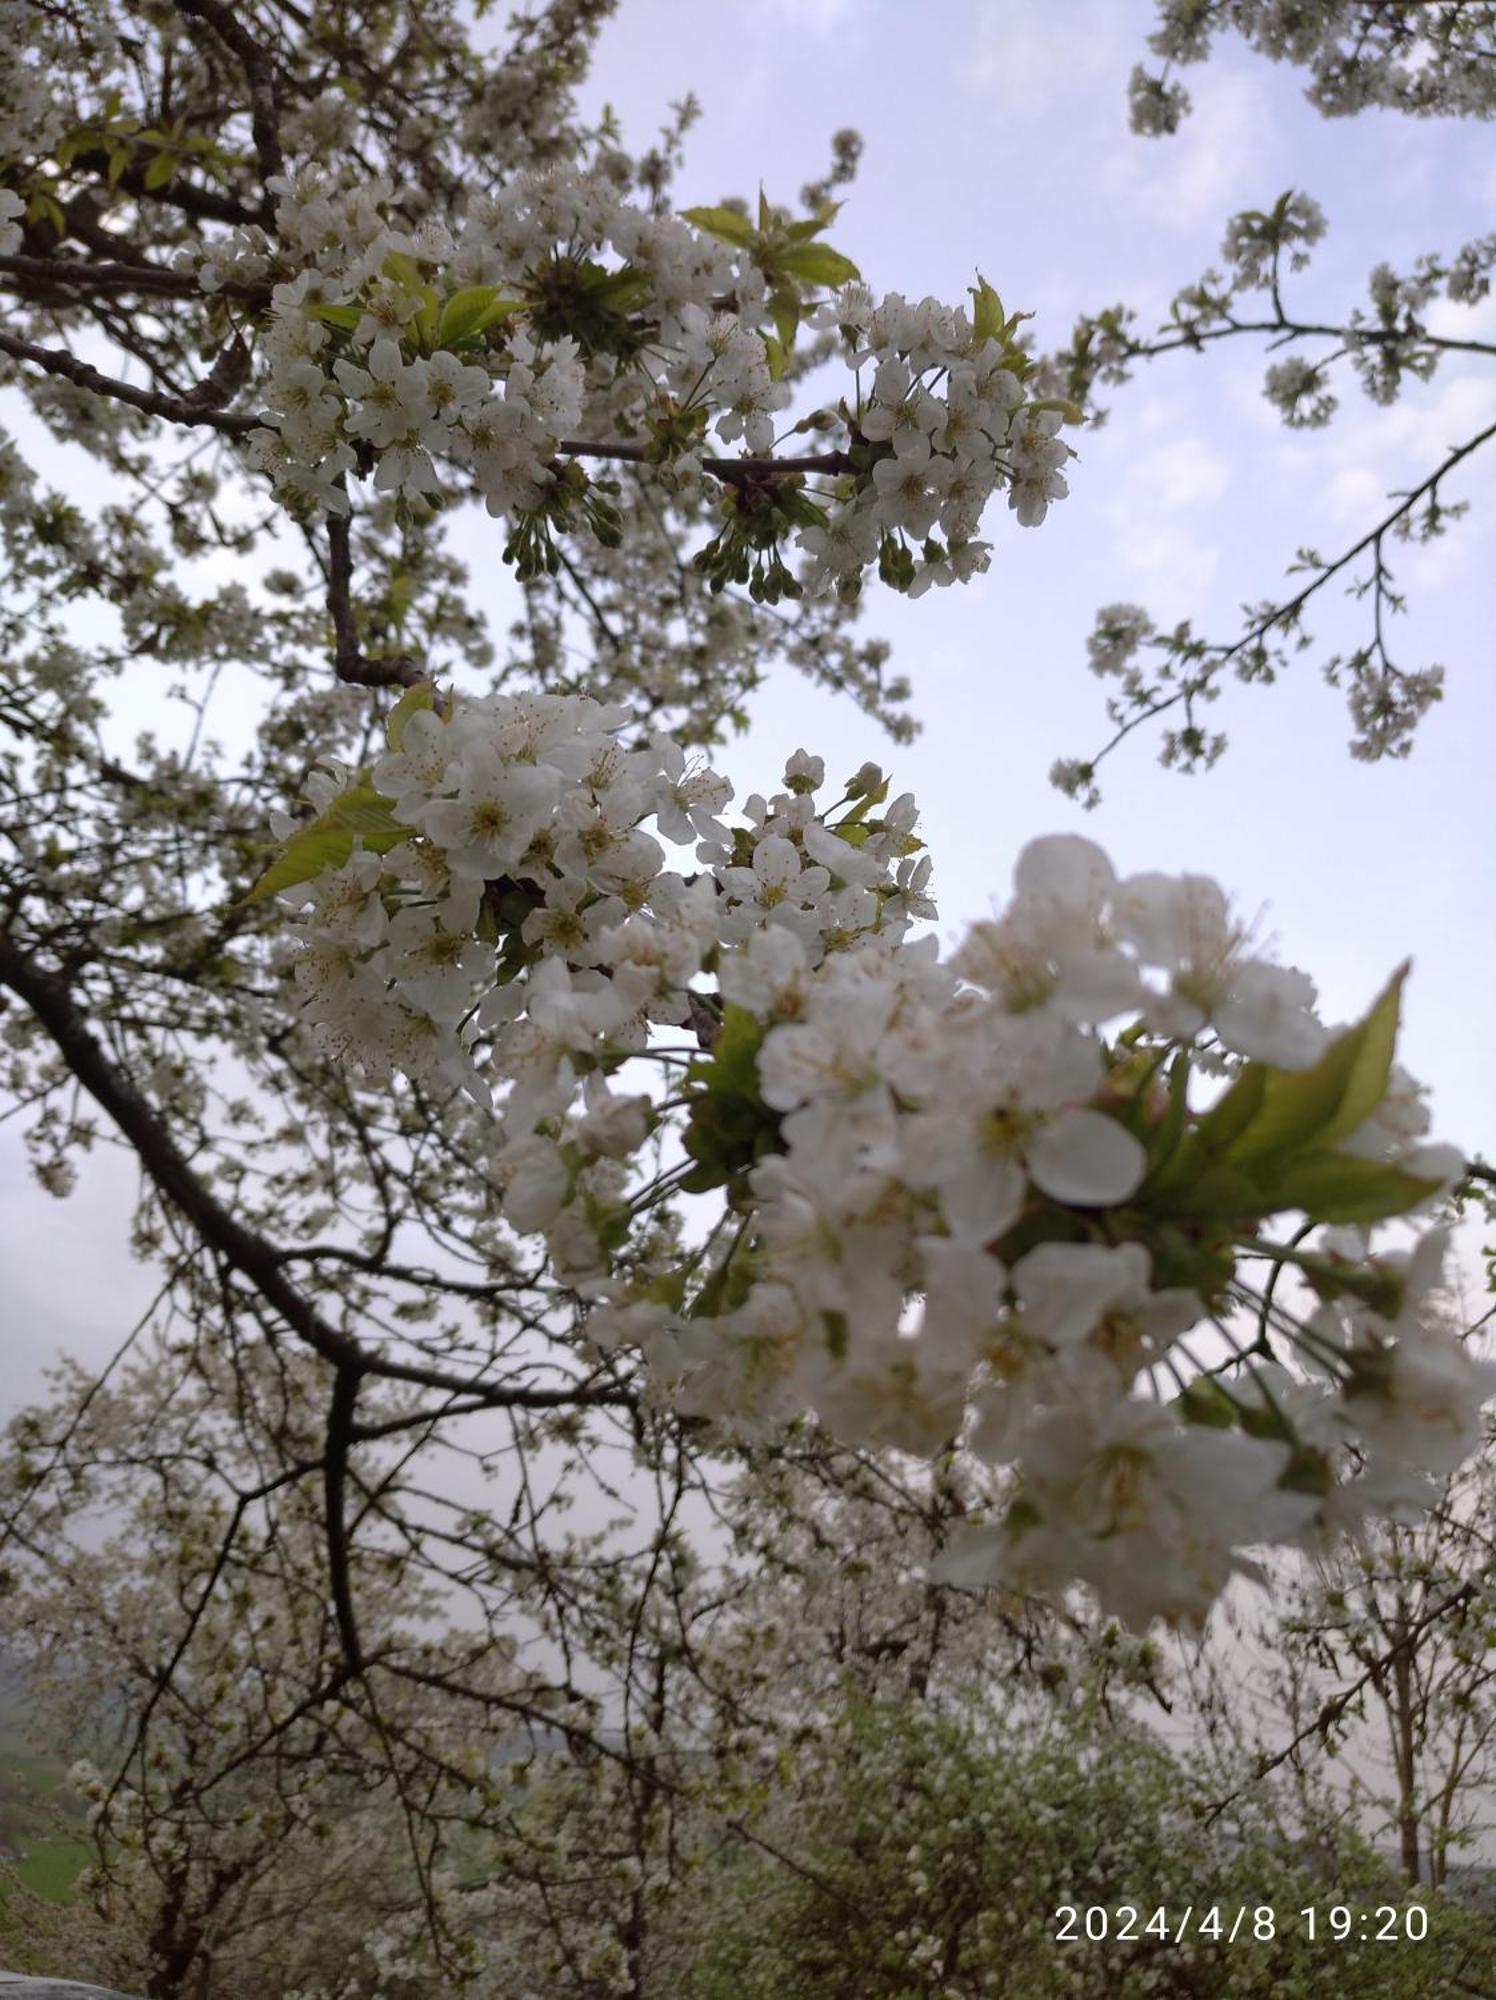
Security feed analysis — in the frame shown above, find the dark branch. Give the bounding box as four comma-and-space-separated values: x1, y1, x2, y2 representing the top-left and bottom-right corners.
0, 250, 264, 305
0, 931, 629, 1412
0, 329, 259, 435
325, 511, 425, 687
324, 1362, 367, 1675
174, 0, 286, 199
557, 439, 856, 481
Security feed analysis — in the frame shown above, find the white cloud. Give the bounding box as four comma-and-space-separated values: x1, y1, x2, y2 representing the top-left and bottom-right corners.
963, 0, 1131, 121
1135, 435, 1230, 509
1112, 518, 1221, 597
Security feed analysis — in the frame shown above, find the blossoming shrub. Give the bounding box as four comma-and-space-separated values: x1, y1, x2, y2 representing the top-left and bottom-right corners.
678, 1694, 1495, 2000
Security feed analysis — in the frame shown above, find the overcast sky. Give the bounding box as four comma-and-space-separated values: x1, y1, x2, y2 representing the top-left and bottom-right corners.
5, 0, 1494, 1424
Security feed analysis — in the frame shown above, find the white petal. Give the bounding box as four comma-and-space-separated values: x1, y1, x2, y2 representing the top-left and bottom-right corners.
1027, 1107, 1147, 1206
1013, 832, 1114, 907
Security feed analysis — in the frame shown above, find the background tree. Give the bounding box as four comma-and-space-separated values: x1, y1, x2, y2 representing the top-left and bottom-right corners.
1186, 1413, 1496, 1897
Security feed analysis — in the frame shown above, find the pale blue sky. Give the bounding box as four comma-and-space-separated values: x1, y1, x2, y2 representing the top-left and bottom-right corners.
5, 0, 1493, 1410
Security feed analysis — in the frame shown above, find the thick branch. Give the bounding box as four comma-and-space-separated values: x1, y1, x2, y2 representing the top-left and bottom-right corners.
325, 511, 424, 687
0, 249, 266, 306
0, 329, 258, 435
0, 931, 628, 1410
66, 146, 263, 226
174, 0, 286, 196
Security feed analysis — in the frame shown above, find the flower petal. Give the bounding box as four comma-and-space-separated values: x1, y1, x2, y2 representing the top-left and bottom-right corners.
1028, 1107, 1147, 1206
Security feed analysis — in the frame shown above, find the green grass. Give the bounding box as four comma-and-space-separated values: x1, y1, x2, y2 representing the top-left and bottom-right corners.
1, 1748, 70, 1793
0, 1746, 96, 1905
4, 1832, 94, 1903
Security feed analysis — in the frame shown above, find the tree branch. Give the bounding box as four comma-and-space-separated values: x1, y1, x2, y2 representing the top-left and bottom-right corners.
324, 1361, 367, 1675
174, 0, 286, 199
0, 328, 259, 435
325, 511, 425, 687
1205, 1578, 1482, 1822
0, 250, 263, 305
0, 931, 629, 1411
556, 440, 855, 481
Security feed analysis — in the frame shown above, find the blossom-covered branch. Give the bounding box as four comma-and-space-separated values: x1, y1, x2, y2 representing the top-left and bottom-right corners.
256, 682, 1488, 1628
1049, 93, 1496, 795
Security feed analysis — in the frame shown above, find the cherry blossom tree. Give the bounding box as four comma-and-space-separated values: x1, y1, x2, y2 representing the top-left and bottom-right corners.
1, 5, 1494, 1991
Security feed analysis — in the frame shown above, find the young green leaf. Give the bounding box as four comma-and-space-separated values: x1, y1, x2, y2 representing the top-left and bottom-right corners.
437, 286, 525, 346
1261, 1150, 1443, 1226
240, 782, 411, 905
680, 204, 755, 249
777, 243, 862, 288
385, 678, 437, 750
1225, 964, 1408, 1167
969, 274, 1006, 346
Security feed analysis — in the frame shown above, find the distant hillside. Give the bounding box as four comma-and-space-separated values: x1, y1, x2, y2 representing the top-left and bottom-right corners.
0, 1662, 96, 1905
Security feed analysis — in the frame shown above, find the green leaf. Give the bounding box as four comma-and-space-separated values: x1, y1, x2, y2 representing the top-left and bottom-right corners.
758, 186, 772, 233
413, 283, 441, 349
1030, 394, 1085, 424
1149, 1162, 1261, 1221
382, 250, 424, 287
1278, 1443, 1334, 1496
777, 243, 861, 288
1144, 1063, 1262, 1199
680, 1005, 783, 1196
1262, 1150, 1443, 1226
1176, 1377, 1236, 1429
1226, 964, 1408, 1167
762, 333, 787, 383
385, 679, 436, 750
26, 190, 66, 235
143, 149, 176, 191
437, 286, 525, 346
306, 303, 362, 332
686, 1003, 763, 1099
589, 265, 654, 315
786, 204, 842, 242
1316, 963, 1409, 1148
239, 781, 411, 905
680, 204, 755, 249
1192, 1063, 1268, 1158
969, 273, 1005, 345
769, 288, 801, 351
1142, 1051, 1192, 1179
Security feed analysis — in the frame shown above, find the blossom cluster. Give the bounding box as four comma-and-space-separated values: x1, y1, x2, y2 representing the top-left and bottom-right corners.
264, 690, 1490, 1630
279, 688, 930, 1112
1132, 1, 1496, 129
0, 0, 84, 168
199, 164, 1074, 595
801, 285, 1073, 597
